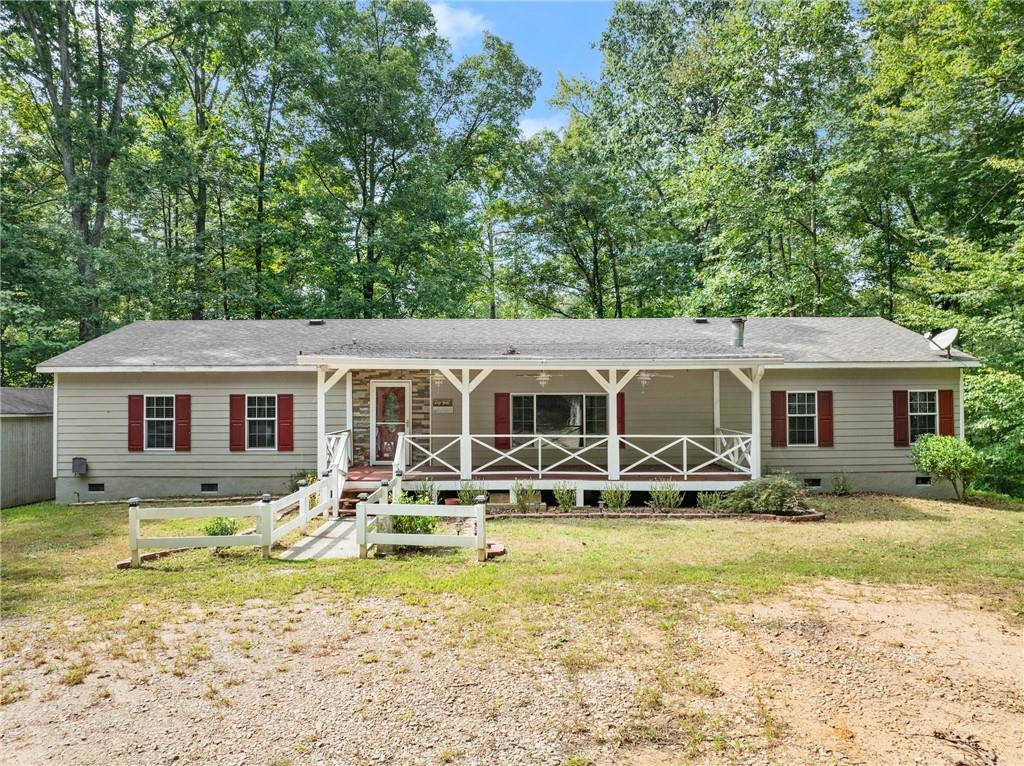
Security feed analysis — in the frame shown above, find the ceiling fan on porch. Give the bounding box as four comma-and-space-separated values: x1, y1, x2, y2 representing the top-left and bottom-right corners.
514, 371, 565, 388
635, 370, 673, 392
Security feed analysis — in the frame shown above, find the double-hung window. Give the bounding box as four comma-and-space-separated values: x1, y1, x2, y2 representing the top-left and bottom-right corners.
909, 390, 938, 442
145, 395, 175, 450
787, 392, 817, 446
511, 394, 606, 445
247, 395, 277, 449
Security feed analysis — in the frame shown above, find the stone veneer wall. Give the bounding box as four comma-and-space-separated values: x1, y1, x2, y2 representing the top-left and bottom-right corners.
350, 369, 432, 465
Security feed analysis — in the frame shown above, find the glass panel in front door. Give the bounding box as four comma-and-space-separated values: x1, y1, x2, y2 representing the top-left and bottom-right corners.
374, 386, 406, 462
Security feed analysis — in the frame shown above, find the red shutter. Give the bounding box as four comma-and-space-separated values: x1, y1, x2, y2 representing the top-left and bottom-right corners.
893, 390, 909, 447
938, 389, 954, 436
770, 391, 788, 447
616, 391, 626, 441
494, 393, 511, 449
817, 390, 833, 447
128, 395, 144, 452
174, 394, 191, 452
277, 393, 294, 451
229, 394, 246, 451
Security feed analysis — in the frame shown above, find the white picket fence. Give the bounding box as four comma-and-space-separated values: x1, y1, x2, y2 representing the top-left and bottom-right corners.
128, 476, 333, 567
355, 481, 488, 562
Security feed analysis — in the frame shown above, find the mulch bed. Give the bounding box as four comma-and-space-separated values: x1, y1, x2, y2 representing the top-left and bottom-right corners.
485, 508, 825, 523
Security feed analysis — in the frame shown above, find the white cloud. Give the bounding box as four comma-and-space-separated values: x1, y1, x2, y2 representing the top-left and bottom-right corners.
430, 3, 489, 47
519, 114, 568, 138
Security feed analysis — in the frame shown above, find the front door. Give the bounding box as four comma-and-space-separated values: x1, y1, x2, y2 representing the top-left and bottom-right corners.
370, 381, 411, 464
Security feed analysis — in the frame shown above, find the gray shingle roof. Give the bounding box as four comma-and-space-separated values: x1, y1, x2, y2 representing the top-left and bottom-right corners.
1, 387, 53, 415
35, 317, 977, 370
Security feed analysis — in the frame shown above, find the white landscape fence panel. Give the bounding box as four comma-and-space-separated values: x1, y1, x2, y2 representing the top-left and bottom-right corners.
355, 494, 487, 562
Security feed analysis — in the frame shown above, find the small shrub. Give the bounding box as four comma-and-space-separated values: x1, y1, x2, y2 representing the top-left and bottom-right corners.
417, 480, 439, 504
600, 483, 631, 511
721, 475, 805, 515
288, 469, 318, 492
458, 480, 484, 506
552, 482, 577, 512
203, 516, 239, 537
392, 490, 438, 535
696, 491, 724, 510
512, 479, 540, 512
911, 434, 983, 500
647, 481, 681, 512
831, 473, 853, 496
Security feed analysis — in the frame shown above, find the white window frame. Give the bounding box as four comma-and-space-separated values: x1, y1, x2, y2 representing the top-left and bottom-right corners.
144, 394, 175, 451
786, 390, 818, 447
246, 393, 278, 451
908, 389, 939, 443
510, 392, 608, 437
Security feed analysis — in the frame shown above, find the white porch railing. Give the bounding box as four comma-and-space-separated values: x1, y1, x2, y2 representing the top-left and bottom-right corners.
388, 432, 752, 480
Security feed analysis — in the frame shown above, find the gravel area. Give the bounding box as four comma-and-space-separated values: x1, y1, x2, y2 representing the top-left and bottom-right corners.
1, 582, 1020, 766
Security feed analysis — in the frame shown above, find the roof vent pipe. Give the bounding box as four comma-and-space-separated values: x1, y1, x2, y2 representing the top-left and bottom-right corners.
731, 316, 746, 347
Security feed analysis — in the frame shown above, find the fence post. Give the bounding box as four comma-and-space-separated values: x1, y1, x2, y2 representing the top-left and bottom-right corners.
260, 493, 273, 559
474, 494, 487, 563
297, 479, 309, 523
128, 497, 141, 568
393, 469, 403, 501
356, 493, 369, 559
321, 470, 332, 518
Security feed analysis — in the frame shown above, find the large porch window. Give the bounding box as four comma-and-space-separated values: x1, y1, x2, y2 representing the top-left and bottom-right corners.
511, 394, 607, 441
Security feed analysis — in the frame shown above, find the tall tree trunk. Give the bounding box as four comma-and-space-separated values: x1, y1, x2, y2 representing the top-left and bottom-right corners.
254, 152, 266, 319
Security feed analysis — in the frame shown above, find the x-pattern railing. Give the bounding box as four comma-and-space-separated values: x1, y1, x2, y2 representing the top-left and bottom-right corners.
395, 433, 461, 476
471, 434, 610, 477
619, 434, 752, 478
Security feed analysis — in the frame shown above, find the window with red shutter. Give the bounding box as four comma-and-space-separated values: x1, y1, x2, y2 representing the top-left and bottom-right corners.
817, 391, 834, 447
277, 394, 294, 452
494, 393, 510, 449
229, 394, 246, 451
128, 395, 144, 452
174, 394, 191, 452
893, 390, 910, 447
770, 391, 787, 447
938, 389, 954, 436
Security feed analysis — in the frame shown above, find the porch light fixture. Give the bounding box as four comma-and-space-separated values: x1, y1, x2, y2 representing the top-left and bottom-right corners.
432, 371, 445, 389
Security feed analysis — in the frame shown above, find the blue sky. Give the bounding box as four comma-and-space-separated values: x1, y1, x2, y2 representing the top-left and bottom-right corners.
430, 1, 613, 135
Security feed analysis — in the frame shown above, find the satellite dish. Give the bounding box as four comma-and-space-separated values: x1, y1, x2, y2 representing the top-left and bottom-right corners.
927, 328, 959, 358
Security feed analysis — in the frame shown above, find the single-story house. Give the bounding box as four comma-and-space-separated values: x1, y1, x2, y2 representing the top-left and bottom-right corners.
1, 387, 56, 508
36, 317, 978, 504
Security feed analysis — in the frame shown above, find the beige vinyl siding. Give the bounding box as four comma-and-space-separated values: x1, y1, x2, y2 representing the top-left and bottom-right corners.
759, 368, 961, 474
56, 371, 344, 485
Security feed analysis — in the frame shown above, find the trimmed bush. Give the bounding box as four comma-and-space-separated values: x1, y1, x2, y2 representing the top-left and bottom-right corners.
911, 434, 983, 500
721, 475, 805, 515
831, 473, 853, 496
696, 491, 724, 510
600, 484, 631, 511
647, 481, 681, 512
552, 482, 577, 512
393, 490, 438, 535
512, 479, 541, 512
203, 516, 239, 537
457, 480, 483, 506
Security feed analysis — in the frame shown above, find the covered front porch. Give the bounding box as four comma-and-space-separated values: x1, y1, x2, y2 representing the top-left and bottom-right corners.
308, 360, 772, 495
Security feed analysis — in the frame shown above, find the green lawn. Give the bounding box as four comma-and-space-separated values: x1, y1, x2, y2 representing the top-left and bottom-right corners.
3, 493, 1023, 638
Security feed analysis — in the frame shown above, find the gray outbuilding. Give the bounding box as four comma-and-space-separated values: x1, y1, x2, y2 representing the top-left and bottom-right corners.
1, 387, 56, 508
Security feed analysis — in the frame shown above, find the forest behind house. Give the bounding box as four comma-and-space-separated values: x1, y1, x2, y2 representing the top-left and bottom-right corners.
1, 0, 1022, 493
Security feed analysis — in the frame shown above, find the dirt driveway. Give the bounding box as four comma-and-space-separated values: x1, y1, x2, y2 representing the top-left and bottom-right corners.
1, 580, 1020, 766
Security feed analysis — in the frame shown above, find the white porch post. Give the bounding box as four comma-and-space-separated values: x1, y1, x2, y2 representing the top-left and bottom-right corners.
607, 369, 619, 481
345, 371, 354, 459
750, 367, 764, 479
316, 366, 327, 474
460, 368, 472, 480
713, 370, 721, 453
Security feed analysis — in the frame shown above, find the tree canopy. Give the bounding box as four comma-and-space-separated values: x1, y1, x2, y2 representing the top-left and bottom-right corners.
2, 0, 1022, 491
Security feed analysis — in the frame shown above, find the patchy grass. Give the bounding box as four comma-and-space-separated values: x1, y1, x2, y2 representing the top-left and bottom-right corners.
1, 495, 1022, 641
